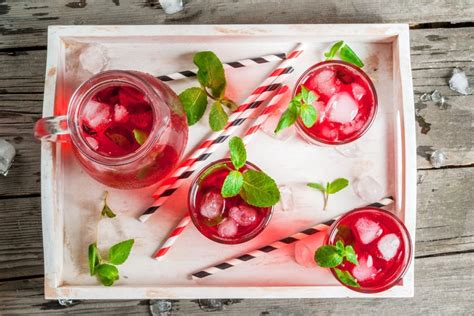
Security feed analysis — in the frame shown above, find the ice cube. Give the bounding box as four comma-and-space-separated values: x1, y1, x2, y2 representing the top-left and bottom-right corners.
114, 104, 129, 123
200, 191, 224, 219
85, 137, 99, 150
449, 68, 471, 95
377, 233, 401, 261
276, 185, 294, 212
82, 100, 112, 131
79, 44, 108, 74
334, 142, 362, 158
430, 149, 446, 168
217, 219, 238, 238
354, 217, 383, 244
351, 254, 377, 282
326, 92, 359, 124
159, 0, 184, 14
319, 126, 338, 141
351, 83, 366, 101
0, 138, 16, 176
353, 176, 383, 203
229, 205, 257, 226
309, 69, 338, 96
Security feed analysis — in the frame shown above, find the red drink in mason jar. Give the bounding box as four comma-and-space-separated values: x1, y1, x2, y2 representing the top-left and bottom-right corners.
295, 60, 377, 145
326, 207, 412, 293
189, 159, 273, 244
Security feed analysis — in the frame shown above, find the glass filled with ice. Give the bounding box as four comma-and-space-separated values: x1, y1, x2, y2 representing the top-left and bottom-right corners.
35, 70, 188, 189
294, 60, 377, 145
188, 159, 273, 244
325, 207, 412, 293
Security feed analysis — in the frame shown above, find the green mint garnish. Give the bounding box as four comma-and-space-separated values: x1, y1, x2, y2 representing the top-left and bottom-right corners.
307, 178, 349, 210
88, 192, 135, 286
324, 40, 364, 68
315, 239, 360, 288
220, 136, 280, 207
101, 192, 116, 218
274, 86, 319, 134
209, 101, 228, 131
178, 51, 237, 131
133, 129, 148, 145
334, 268, 360, 288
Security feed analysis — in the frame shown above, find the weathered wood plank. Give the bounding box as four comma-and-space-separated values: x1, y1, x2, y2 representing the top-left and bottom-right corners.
0, 0, 473, 49
0, 167, 472, 282
0, 252, 472, 314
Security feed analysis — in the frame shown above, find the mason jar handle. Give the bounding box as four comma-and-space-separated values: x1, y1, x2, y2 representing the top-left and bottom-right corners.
34, 115, 69, 142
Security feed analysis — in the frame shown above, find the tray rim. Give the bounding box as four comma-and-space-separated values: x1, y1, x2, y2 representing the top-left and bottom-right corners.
41, 24, 416, 299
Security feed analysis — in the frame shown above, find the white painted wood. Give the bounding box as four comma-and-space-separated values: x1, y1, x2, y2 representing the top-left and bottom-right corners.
40, 24, 416, 299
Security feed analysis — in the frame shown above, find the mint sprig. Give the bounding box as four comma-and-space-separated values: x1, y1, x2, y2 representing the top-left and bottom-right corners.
307, 178, 349, 210
179, 51, 237, 131
221, 136, 280, 207
88, 193, 134, 286
274, 86, 319, 134
314, 240, 360, 288
324, 40, 364, 68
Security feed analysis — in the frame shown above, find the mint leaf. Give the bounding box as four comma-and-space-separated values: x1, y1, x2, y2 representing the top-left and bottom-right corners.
301, 86, 317, 105
300, 103, 318, 128
221, 170, 243, 198
334, 268, 360, 288
88, 243, 100, 276
229, 136, 246, 170
340, 44, 364, 68
179, 87, 208, 125
307, 182, 325, 193
344, 245, 358, 265
327, 178, 349, 194
97, 264, 119, 286
209, 101, 228, 131
314, 245, 343, 268
335, 240, 345, 255
194, 51, 226, 98
108, 239, 134, 265
133, 129, 148, 145
324, 40, 344, 60
240, 169, 280, 207
274, 101, 298, 133
101, 192, 116, 218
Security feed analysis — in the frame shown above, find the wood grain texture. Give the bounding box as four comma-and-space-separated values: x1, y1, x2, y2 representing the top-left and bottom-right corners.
0, 0, 474, 49
0, 167, 472, 282
0, 252, 472, 314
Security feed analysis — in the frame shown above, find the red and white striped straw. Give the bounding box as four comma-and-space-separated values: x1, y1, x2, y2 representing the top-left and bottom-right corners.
153, 85, 290, 260
138, 43, 305, 223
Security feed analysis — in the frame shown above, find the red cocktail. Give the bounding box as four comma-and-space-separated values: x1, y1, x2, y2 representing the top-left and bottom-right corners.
189, 159, 273, 244
295, 61, 377, 145
326, 207, 412, 293
64, 70, 187, 189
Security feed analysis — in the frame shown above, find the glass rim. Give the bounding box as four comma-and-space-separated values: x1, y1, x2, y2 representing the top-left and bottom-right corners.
68, 70, 170, 166
188, 158, 274, 245
325, 206, 413, 294
293, 60, 378, 146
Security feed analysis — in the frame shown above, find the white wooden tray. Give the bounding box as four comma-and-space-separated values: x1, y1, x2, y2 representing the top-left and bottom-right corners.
41, 24, 416, 299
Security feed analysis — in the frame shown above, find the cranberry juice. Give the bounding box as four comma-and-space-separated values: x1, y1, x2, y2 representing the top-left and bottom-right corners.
327, 208, 412, 293
189, 160, 273, 244
295, 60, 377, 145
80, 85, 154, 157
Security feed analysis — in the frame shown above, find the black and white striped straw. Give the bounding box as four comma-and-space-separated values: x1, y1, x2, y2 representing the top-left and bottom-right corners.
157, 53, 286, 82
191, 197, 394, 279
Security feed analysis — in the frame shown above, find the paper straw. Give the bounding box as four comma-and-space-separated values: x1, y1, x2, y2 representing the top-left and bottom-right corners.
153, 85, 290, 260
191, 197, 395, 279
138, 43, 305, 223
158, 53, 286, 82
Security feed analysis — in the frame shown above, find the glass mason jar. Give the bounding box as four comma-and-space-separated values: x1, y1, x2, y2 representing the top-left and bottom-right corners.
325, 207, 412, 293
35, 70, 188, 189
188, 158, 274, 244
294, 60, 378, 146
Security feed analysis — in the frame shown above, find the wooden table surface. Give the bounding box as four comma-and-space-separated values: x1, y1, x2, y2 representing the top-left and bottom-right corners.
0, 1, 473, 315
